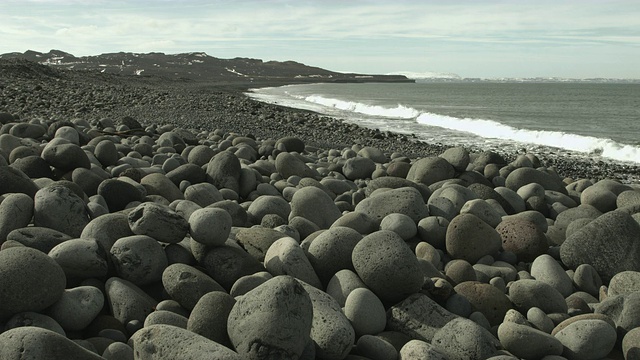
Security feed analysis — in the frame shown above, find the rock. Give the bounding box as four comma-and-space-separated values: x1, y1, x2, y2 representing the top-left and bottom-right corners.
560, 210, 640, 282
6, 226, 71, 253
572, 263, 602, 297
33, 185, 90, 238
505, 167, 567, 194
595, 292, 640, 338
554, 319, 617, 360
352, 230, 423, 303
417, 216, 449, 250
247, 195, 291, 224
188, 207, 232, 246
622, 327, 640, 360
530, 254, 573, 297
141, 173, 184, 202
307, 226, 363, 285
290, 186, 342, 229
344, 288, 386, 337
343, 157, 376, 180
446, 213, 502, 264
331, 211, 379, 235
47, 286, 104, 332
41, 142, 90, 171
104, 277, 157, 325
380, 213, 418, 240
459, 199, 502, 228
299, 280, 355, 360
0, 327, 103, 360
431, 317, 500, 360
0, 247, 66, 320
276, 136, 305, 153
94, 139, 119, 167
96, 178, 144, 212
0, 193, 33, 244
48, 238, 108, 279
187, 291, 235, 346
399, 339, 448, 360
387, 293, 459, 342
227, 276, 313, 359
234, 227, 287, 261
407, 157, 455, 186
81, 213, 133, 251
110, 235, 168, 286
356, 335, 398, 360
497, 218, 548, 262
440, 147, 470, 172
498, 321, 563, 359
454, 281, 512, 326
144, 310, 188, 328
162, 263, 225, 310
183, 182, 223, 207
581, 185, 617, 213
264, 237, 322, 289
326, 269, 368, 307
527, 307, 555, 333
128, 202, 189, 244
609, 271, 640, 296
508, 279, 568, 314
364, 176, 431, 200
130, 324, 241, 359
618, 190, 640, 208
4, 312, 65, 336
102, 342, 134, 360
275, 152, 318, 179
200, 245, 265, 290
10, 155, 53, 179
355, 187, 429, 224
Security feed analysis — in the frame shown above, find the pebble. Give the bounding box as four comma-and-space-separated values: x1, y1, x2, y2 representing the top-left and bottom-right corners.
47, 286, 104, 332
234, 227, 288, 261
48, 238, 109, 279
96, 178, 144, 212
608, 270, 640, 296
380, 213, 418, 240
344, 287, 386, 337
110, 235, 168, 286
399, 339, 448, 360
0, 246, 66, 320
227, 276, 313, 359
0, 192, 33, 243
417, 216, 449, 249
554, 319, 617, 360
460, 198, 503, 228
183, 182, 223, 207
104, 277, 157, 325
5, 226, 71, 253
352, 230, 423, 303
41, 142, 91, 171
595, 292, 640, 338
0, 327, 104, 360
200, 244, 265, 289
407, 156, 455, 186
140, 172, 184, 202
356, 335, 398, 360
355, 186, 429, 224
446, 213, 502, 264
4, 311, 66, 336
102, 342, 134, 360
454, 281, 512, 326
509, 279, 568, 314
188, 207, 232, 246
33, 184, 90, 238
326, 269, 368, 307
306, 226, 362, 284
264, 237, 322, 289
387, 293, 459, 342
622, 327, 640, 360
275, 151, 318, 179
162, 263, 225, 310
505, 167, 566, 194
343, 156, 376, 180
128, 202, 189, 243
431, 317, 500, 360
331, 211, 379, 234
498, 321, 563, 359
572, 263, 602, 297
187, 291, 235, 347
531, 254, 574, 297
497, 217, 548, 262
143, 309, 188, 328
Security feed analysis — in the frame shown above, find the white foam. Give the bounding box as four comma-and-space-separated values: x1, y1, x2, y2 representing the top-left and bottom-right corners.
303, 95, 420, 119
416, 112, 640, 163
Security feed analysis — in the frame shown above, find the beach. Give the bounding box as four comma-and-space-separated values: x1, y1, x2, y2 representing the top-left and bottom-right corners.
1, 59, 640, 359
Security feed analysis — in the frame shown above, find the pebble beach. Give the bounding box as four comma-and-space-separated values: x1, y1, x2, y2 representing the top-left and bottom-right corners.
1, 59, 640, 359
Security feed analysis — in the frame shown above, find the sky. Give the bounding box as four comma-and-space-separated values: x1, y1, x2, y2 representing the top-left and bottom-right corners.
1, 0, 639, 79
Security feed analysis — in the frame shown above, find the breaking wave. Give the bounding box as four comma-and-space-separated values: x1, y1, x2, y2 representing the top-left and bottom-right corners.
302, 95, 420, 119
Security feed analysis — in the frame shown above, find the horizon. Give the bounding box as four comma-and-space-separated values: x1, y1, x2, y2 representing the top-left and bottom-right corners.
2, 1, 640, 80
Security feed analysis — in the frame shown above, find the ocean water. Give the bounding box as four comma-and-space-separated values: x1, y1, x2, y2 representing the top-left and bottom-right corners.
247, 82, 640, 164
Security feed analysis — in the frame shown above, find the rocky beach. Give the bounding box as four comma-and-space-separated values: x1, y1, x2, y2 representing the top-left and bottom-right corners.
1, 58, 640, 359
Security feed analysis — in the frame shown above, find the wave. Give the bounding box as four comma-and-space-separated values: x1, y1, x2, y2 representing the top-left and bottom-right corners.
302, 95, 421, 119
416, 113, 640, 163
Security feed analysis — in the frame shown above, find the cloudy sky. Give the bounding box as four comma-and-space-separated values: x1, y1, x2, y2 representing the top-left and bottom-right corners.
1, 0, 639, 79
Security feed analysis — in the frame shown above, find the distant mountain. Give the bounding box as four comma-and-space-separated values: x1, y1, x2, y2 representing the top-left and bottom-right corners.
387, 71, 462, 81
0, 49, 413, 84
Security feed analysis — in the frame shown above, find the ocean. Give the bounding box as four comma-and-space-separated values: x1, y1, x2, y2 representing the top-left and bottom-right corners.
247, 82, 640, 164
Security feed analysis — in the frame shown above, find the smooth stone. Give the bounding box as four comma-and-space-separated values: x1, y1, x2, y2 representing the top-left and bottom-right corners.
183, 182, 222, 207
352, 230, 423, 304
495, 186, 526, 213
10, 155, 53, 179
80, 213, 133, 251
33, 185, 90, 238
498, 321, 563, 359
234, 227, 287, 261
71, 167, 103, 197
104, 277, 157, 325
580, 184, 618, 213
343, 156, 376, 180
344, 288, 386, 337
130, 324, 241, 359
618, 189, 640, 208
299, 280, 355, 360
289, 185, 342, 229
554, 319, 617, 360
5, 226, 71, 253
96, 178, 144, 212
264, 237, 322, 289
94, 139, 118, 167
0, 327, 103, 360
326, 269, 368, 307
364, 176, 431, 201
128, 202, 189, 244
497, 218, 548, 262
387, 293, 459, 342
407, 156, 455, 186
551, 313, 616, 336
527, 307, 555, 333
0, 193, 33, 244
473, 262, 518, 283
572, 263, 603, 297
446, 213, 502, 264
275, 136, 305, 153
417, 216, 449, 250
110, 235, 168, 286
247, 195, 291, 224
275, 151, 318, 179
307, 226, 362, 285
102, 342, 134, 360
141, 172, 184, 202
187, 291, 236, 346
595, 292, 640, 338
531, 254, 574, 297
505, 167, 567, 194
440, 147, 470, 172
517, 182, 546, 201
331, 211, 379, 235
356, 335, 398, 360
460, 199, 502, 228
227, 276, 313, 359
0, 247, 66, 320
162, 263, 225, 310
188, 207, 232, 246
399, 339, 448, 360
47, 286, 104, 332
210, 199, 248, 227
42, 142, 90, 171
356, 186, 429, 224
380, 213, 418, 240
143, 310, 188, 328
200, 244, 265, 290
230, 272, 272, 297
48, 238, 108, 279
608, 270, 640, 296
560, 210, 640, 282
454, 281, 512, 326
509, 279, 568, 314
431, 317, 500, 360
4, 311, 66, 336
622, 327, 640, 360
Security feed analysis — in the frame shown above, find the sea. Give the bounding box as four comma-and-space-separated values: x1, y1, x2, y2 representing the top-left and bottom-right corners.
246, 81, 640, 165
